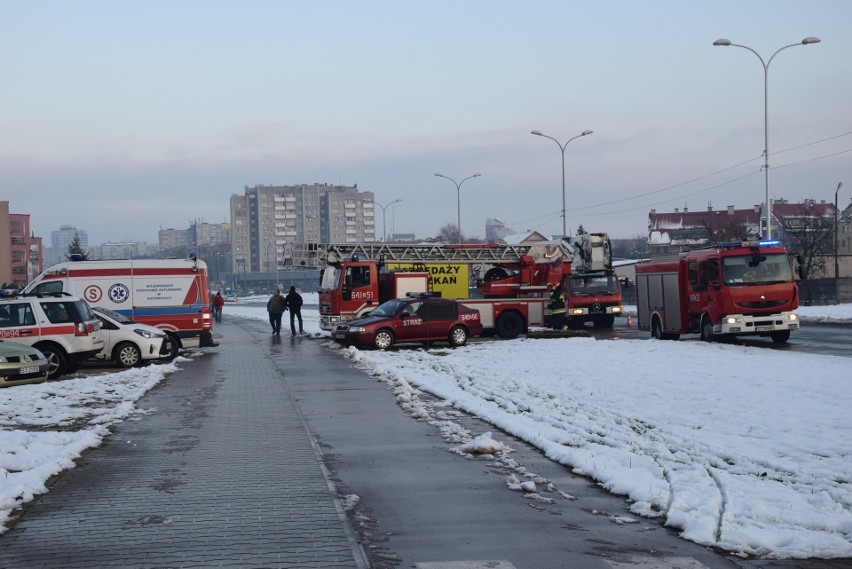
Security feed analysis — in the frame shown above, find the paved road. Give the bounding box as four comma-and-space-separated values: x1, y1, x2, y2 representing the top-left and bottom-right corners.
1, 315, 849, 568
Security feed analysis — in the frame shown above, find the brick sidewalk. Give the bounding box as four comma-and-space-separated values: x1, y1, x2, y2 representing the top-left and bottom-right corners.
0, 318, 367, 568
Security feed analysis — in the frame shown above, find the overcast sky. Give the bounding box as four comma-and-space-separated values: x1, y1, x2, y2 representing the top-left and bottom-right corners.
2, 1, 850, 244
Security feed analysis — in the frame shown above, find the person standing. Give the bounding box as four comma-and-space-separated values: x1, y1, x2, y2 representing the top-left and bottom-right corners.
212, 291, 225, 323
285, 285, 304, 335
267, 288, 287, 335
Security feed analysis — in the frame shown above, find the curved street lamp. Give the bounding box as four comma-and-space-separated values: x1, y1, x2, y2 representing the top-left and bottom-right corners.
376, 199, 402, 243
434, 172, 482, 243
531, 129, 593, 239
713, 36, 821, 240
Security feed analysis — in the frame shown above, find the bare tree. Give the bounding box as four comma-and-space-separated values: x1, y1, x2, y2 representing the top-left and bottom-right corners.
777, 202, 834, 280
437, 223, 463, 244
697, 214, 758, 245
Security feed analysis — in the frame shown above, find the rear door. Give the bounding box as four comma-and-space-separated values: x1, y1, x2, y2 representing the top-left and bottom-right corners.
418, 299, 458, 341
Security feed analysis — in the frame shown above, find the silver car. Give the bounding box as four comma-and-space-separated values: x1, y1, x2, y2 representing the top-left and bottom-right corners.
91, 307, 171, 367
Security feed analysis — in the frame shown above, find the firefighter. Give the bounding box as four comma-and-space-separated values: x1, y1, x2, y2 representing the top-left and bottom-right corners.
548, 285, 567, 330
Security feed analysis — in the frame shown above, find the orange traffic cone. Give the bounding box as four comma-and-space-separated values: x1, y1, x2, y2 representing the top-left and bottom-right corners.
626, 314, 634, 327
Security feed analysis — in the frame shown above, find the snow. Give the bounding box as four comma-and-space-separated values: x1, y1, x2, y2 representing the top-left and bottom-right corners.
1, 295, 851, 560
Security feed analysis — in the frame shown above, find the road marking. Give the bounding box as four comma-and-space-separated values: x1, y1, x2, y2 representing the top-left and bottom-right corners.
415, 562, 517, 569
606, 557, 711, 569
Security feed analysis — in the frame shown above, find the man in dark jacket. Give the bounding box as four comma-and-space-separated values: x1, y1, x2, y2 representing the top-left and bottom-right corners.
285, 285, 304, 335
267, 288, 287, 335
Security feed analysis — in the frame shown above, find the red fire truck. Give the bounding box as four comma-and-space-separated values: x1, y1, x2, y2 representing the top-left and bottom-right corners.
309, 236, 622, 338
634, 240, 800, 343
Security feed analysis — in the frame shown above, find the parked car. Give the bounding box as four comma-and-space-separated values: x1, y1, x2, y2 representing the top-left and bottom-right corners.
0, 340, 49, 387
0, 292, 103, 379
91, 307, 171, 367
332, 295, 483, 350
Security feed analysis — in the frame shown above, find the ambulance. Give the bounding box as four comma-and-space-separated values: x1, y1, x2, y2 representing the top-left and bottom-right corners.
22, 256, 214, 357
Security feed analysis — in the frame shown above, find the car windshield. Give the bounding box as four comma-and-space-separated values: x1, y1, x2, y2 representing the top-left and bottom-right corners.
722, 253, 794, 285
368, 299, 406, 318
568, 274, 620, 296
94, 307, 133, 324
319, 266, 342, 291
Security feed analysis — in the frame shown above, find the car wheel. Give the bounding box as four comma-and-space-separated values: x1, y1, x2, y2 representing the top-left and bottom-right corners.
700, 314, 714, 342
165, 333, 180, 359
373, 329, 395, 350
38, 345, 67, 380
495, 311, 524, 339
448, 325, 468, 347
114, 341, 142, 367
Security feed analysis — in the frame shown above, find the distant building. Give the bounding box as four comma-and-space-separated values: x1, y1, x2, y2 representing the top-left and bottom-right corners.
230, 183, 374, 275
0, 201, 43, 287
44, 224, 88, 266
485, 218, 514, 242
648, 204, 762, 256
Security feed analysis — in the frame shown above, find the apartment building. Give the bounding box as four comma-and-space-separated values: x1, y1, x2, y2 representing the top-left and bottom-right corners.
230, 183, 375, 274
0, 201, 43, 287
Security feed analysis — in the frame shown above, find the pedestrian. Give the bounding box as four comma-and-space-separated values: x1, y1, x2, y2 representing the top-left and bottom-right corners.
267, 288, 287, 335
285, 285, 304, 335
212, 291, 225, 323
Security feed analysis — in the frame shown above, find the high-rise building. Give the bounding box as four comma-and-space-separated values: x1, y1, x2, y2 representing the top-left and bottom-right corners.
230, 183, 374, 273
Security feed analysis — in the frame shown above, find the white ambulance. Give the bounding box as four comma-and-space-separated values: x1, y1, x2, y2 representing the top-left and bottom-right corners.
23, 256, 214, 357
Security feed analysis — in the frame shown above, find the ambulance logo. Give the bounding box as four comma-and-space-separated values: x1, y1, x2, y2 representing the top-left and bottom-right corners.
108, 283, 130, 304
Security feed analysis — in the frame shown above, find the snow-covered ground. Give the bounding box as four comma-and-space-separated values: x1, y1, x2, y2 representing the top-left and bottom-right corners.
1, 296, 850, 559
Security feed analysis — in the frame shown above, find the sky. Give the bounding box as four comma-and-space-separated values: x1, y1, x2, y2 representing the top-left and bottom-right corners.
2, 299, 851, 559
2, 1, 851, 244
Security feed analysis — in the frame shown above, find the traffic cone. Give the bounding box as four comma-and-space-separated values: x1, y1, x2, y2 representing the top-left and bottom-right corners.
626, 314, 634, 327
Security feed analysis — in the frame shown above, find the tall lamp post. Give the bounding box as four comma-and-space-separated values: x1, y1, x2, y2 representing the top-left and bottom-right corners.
531, 129, 593, 239
836, 182, 844, 288
713, 36, 821, 240
376, 199, 402, 243
434, 172, 482, 243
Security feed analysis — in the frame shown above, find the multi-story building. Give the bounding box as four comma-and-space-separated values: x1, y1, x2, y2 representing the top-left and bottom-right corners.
43, 224, 88, 267
0, 201, 43, 287
230, 183, 374, 274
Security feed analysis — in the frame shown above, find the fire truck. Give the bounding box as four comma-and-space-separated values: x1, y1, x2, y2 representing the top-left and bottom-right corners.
634, 240, 800, 343
305, 235, 622, 338
21, 256, 214, 357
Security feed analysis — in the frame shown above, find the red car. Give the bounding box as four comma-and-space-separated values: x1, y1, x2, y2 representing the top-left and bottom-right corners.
332, 296, 483, 350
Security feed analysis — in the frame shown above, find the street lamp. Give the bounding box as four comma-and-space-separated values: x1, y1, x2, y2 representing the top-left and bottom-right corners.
836, 182, 844, 286
434, 172, 482, 243
713, 36, 821, 240
375, 199, 402, 243
531, 129, 593, 239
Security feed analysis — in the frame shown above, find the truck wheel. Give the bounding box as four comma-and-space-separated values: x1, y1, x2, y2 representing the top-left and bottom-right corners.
770, 330, 791, 344
484, 267, 509, 281
651, 316, 664, 339
448, 325, 468, 347
496, 312, 524, 339
38, 345, 67, 379
114, 341, 142, 367
700, 315, 714, 342
373, 329, 395, 350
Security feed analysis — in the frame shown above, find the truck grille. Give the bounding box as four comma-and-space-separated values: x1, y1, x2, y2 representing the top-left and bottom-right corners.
738, 300, 786, 309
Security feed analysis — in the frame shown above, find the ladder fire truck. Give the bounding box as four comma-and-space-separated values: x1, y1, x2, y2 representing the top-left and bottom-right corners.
300, 234, 622, 338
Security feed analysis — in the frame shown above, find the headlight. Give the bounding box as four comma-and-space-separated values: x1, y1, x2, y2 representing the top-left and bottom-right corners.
725, 316, 742, 325
611, 306, 622, 313
349, 326, 366, 333
786, 313, 798, 321
134, 329, 161, 339
0, 357, 7, 363
570, 308, 585, 315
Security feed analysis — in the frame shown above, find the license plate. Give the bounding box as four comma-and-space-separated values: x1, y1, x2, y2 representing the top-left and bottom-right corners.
19, 366, 39, 374
755, 326, 772, 332
333, 332, 345, 339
